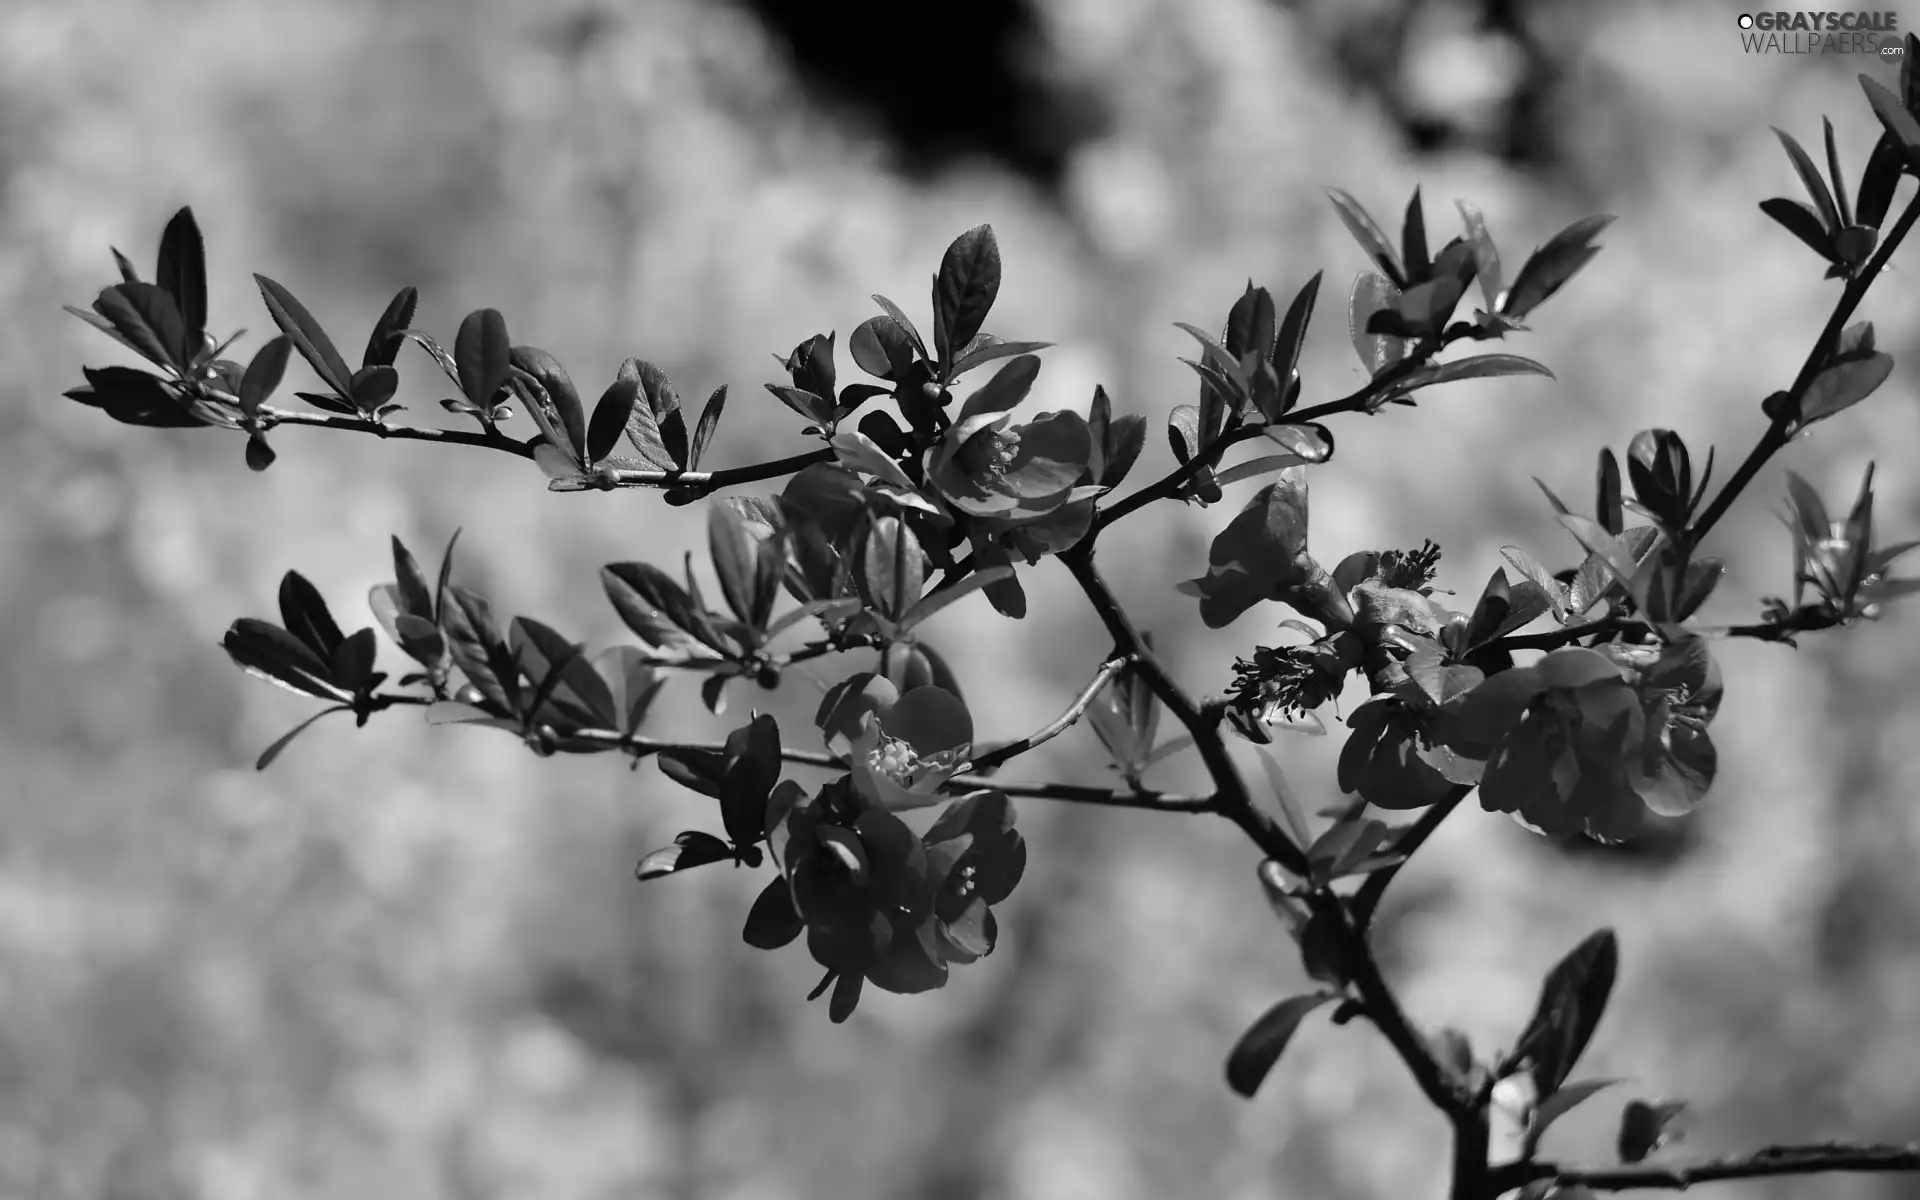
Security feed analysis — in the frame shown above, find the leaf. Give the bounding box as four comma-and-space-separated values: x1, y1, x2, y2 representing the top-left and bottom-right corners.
601, 562, 731, 664
1759, 197, 1836, 260
1456, 200, 1505, 314
1500, 545, 1569, 620
1531, 1078, 1625, 1145
1502, 216, 1615, 322
1801, 321, 1894, 424
362, 286, 418, 368
870, 294, 929, 363
1823, 118, 1853, 230
1268, 271, 1322, 418
1225, 992, 1337, 1098
441, 585, 519, 714
329, 627, 381, 695
1255, 749, 1314, 851
689, 385, 727, 468
255, 705, 351, 770
720, 713, 781, 848
222, 619, 348, 702
1617, 1099, 1689, 1164
1507, 928, 1618, 1098
830, 430, 917, 491
934, 224, 1002, 369
1774, 127, 1841, 235
155, 207, 207, 350
635, 831, 733, 881
349, 365, 398, 415
1401, 187, 1430, 282
236, 336, 292, 418
1860, 75, 1920, 172
586, 376, 640, 467
1596, 449, 1624, 536
859, 515, 924, 622
64, 367, 201, 428
450, 309, 512, 411
254, 275, 353, 397
1404, 355, 1554, 391
743, 876, 804, 949
1857, 131, 1904, 230
949, 337, 1052, 381
897, 565, 1015, 633
621, 358, 688, 470
594, 645, 664, 735
95, 283, 189, 372
1179, 472, 1314, 629
1348, 272, 1408, 378
278, 571, 346, 662
1327, 190, 1407, 287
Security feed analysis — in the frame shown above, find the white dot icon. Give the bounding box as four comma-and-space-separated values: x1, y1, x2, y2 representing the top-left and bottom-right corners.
1738, 13, 1754, 28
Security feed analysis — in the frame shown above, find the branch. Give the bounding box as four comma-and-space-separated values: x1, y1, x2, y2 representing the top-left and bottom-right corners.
1495, 1143, 1920, 1192
964, 656, 1131, 774
1057, 543, 1310, 875
526, 723, 1213, 811
1687, 190, 1920, 548
1352, 785, 1471, 929
255, 405, 835, 498
257, 406, 537, 458
545, 448, 836, 498
1090, 333, 1453, 533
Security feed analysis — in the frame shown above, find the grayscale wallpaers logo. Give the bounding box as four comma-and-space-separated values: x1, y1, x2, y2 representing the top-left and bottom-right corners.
1738, 11, 1904, 54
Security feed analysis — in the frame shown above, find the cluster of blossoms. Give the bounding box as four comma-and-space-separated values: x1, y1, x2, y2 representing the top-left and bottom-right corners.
741, 679, 1026, 1020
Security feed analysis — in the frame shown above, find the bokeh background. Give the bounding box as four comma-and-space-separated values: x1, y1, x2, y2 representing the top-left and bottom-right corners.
4, 0, 1919, 1197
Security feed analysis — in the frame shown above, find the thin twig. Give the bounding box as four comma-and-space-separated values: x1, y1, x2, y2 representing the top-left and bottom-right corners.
1352, 785, 1471, 929
1494, 1143, 1920, 1193
258, 407, 537, 457
964, 656, 1131, 773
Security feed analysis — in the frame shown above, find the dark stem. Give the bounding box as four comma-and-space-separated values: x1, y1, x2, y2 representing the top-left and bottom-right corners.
258, 407, 537, 457
1494, 1142, 1920, 1193
1451, 1107, 1492, 1200
1687, 191, 1920, 548
1352, 785, 1471, 929
1057, 543, 1310, 874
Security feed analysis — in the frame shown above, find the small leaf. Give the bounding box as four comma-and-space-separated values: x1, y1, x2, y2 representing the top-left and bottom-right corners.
454, 309, 512, 410
95, 283, 189, 372
1860, 75, 1920, 172
1502, 216, 1615, 322
870, 294, 929, 363
1824, 117, 1853, 230
1617, 1099, 1689, 1164
742, 876, 804, 949
1256, 749, 1314, 851
1506, 928, 1618, 1098
1759, 197, 1837, 261
1773, 127, 1841, 235
1328, 190, 1407, 287
1268, 271, 1322, 418
1401, 188, 1430, 282
1531, 1078, 1625, 1144
1801, 321, 1894, 425
362, 286, 418, 368
1456, 200, 1505, 315
635, 831, 733, 880
1403, 354, 1555, 391
65, 367, 201, 428
689, 385, 727, 468
278, 570, 346, 662
222, 619, 347, 702
586, 376, 640, 466
1597, 449, 1624, 536
949, 337, 1052, 381
255, 705, 351, 770
1856, 130, 1904, 230
254, 275, 353, 397
1225, 992, 1338, 1098
1348, 273, 1408, 377
237, 336, 292, 418
155, 207, 208, 349
348, 365, 398, 415
859, 515, 925, 622
934, 224, 1002, 370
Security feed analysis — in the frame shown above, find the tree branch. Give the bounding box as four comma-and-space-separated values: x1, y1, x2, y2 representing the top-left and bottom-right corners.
1687, 190, 1920, 548
964, 656, 1131, 774
545, 448, 836, 498
1495, 1143, 1920, 1193
1352, 785, 1471, 929
1056, 543, 1310, 875
1090, 333, 1454, 533
257, 406, 537, 457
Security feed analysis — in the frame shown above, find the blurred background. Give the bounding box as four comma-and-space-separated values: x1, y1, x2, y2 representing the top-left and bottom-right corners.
3, 0, 1919, 1196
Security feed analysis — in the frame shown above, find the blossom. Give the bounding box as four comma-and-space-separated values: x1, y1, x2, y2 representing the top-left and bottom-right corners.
817, 674, 973, 811
1457, 640, 1722, 843
927, 360, 1094, 523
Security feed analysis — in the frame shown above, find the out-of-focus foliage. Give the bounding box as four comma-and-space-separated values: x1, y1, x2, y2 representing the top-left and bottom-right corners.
7, 0, 1920, 1198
